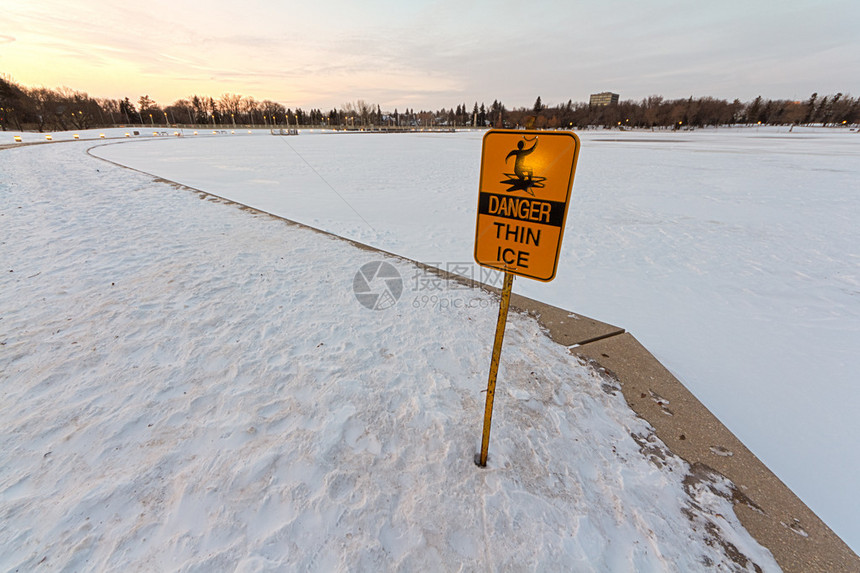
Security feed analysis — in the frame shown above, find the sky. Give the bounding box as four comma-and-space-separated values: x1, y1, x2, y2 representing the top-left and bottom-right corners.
3, 0, 859, 110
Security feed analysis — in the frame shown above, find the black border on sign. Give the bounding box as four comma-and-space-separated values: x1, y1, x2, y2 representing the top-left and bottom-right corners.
473, 129, 581, 282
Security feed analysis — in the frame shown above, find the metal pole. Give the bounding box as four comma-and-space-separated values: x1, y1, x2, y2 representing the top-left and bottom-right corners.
477, 271, 514, 467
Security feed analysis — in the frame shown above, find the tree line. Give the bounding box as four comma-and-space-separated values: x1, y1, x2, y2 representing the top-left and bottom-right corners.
512, 93, 859, 130
1, 74, 857, 132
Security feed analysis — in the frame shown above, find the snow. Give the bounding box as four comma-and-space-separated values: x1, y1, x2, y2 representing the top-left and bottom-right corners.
85, 126, 860, 554
0, 134, 789, 570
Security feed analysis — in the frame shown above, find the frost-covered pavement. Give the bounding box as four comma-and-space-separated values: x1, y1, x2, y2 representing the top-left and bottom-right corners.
0, 142, 779, 570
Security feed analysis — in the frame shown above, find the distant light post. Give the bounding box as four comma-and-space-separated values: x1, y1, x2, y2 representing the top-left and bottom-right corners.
149, 113, 154, 126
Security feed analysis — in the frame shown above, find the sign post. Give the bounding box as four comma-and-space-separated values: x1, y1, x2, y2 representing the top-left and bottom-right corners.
474, 129, 580, 467
477, 270, 513, 467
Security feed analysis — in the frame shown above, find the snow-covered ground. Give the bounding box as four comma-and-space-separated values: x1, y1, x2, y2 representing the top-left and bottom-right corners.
0, 137, 783, 570
82, 125, 860, 554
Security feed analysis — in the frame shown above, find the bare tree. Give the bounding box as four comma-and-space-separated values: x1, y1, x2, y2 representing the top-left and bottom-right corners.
260, 100, 285, 125
218, 93, 243, 124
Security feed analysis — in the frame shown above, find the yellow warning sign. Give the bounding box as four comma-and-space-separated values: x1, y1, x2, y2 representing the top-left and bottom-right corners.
474, 129, 580, 282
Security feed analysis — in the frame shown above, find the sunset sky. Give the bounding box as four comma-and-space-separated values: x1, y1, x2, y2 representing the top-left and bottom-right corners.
3, 0, 858, 110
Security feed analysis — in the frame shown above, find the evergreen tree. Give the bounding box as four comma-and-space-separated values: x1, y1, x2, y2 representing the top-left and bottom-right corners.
804, 93, 818, 124
746, 96, 763, 124
119, 97, 137, 124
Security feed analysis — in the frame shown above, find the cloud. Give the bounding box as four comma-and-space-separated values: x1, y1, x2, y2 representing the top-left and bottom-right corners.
4, 0, 859, 109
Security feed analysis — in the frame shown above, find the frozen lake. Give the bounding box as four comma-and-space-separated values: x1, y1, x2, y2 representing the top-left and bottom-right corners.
92, 126, 860, 551
3, 135, 785, 571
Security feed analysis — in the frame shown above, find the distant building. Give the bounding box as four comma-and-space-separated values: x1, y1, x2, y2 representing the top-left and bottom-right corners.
590, 92, 619, 106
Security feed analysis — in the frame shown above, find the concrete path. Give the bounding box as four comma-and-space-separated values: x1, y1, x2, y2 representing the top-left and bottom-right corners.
516, 299, 858, 572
